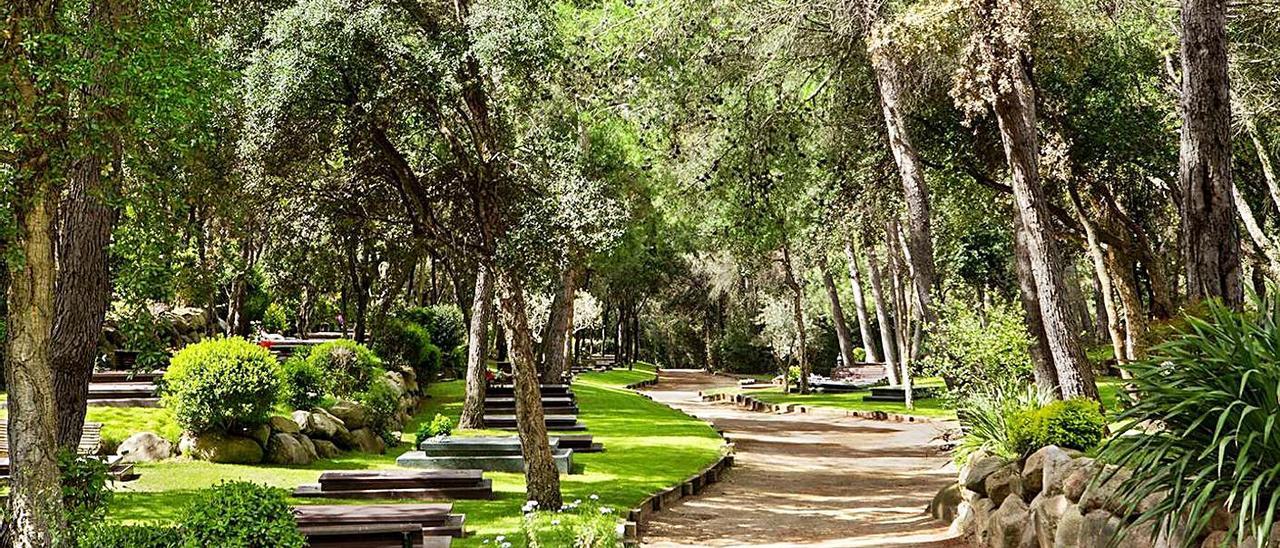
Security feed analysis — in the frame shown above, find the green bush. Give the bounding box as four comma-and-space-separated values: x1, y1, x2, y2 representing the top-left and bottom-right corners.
448, 344, 468, 373
306, 339, 381, 398
517, 496, 620, 547
923, 299, 1033, 392
954, 384, 1053, 464
78, 524, 182, 548
261, 302, 289, 334
373, 318, 434, 379
1034, 398, 1105, 452
416, 413, 454, 440
357, 373, 402, 446
182, 481, 305, 547
401, 305, 465, 351
61, 452, 113, 538
421, 342, 443, 378
278, 355, 327, 409
162, 338, 281, 433
1100, 294, 1280, 545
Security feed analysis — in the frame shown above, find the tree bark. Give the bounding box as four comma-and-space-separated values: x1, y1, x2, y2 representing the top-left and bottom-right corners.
1230, 183, 1280, 280
458, 263, 494, 429
843, 239, 880, 363
980, 16, 1098, 400
780, 241, 809, 394
496, 270, 562, 509
817, 254, 857, 369
1106, 246, 1148, 362
541, 263, 581, 383
1013, 211, 1060, 395
864, 248, 900, 385
1070, 187, 1128, 367
884, 222, 914, 409
1179, 0, 1242, 306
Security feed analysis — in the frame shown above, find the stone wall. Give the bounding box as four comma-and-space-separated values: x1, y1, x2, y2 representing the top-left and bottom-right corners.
932, 445, 1280, 548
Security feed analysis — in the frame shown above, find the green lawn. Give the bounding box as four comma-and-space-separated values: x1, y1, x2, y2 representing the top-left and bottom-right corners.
705, 376, 956, 418
104, 363, 724, 546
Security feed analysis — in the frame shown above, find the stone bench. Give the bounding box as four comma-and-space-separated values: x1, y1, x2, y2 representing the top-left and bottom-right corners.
293, 503, 464, 539
482, 414, 586, 431
396, 436, 575, 474
294, 470, 493, 500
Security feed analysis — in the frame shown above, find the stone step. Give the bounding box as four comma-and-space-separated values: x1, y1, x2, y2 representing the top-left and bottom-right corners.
293, 481, 492, 500
91, 370, 164, 384
863, 386, 941, 402
555, 434, 604, 453
482, 414, 586, 431
293, 504, 463, 538
484, 384, 572, 397
86, 382, 158, 398
397, 448, 574, 474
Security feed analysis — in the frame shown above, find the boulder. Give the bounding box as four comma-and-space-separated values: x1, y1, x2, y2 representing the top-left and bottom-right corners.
1079, 465, 1133, 516
116, 432, 173, 463
384, 371, 407, 395
951, 501, 979, 538
1053, 506, 1085, 548
268, 415, 301, 434
265, 433, 316, 465
1045, 456, 1094, 498
1201, 531, 1229, 548
328, 401, 370, 430
302, 407, 348, 440
312, 438, 341, 459
1079, 510, 1122, 547
1030, 494, 1071, 548
930, 483, 963, 522
961, 452, 1006, 495
291, 410, 312, 432
243, 424, 271, 447
345, 428, 386, 454
297, 434, 318, 459
986, 463, 1024, 506
988, 495, 1035, 548
178, 432, 263, 464
1063, 461, 1100, 503
972, 497, 997, 546
1024, 446, 1074, 497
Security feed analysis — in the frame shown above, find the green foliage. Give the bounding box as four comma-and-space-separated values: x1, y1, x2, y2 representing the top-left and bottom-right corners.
416, 413, 454, 440
373, 318, 435, 380
517, 496, 621, 548
717, 321, 773, 374
305, 339, 381, 398
448, 344, 468, 374
182, 482, 305, 547
954, 385, 1054, 464
852, 347, 867, 362
111, 304, 173, 370
261, 302, 289, 334
1100, 295, 1280, 546
924, 298, 1033, 391
162, 338, 282, 433
1034, 399, 1105, 452
278, 355, 327, 409
61, 453, 113, 539
401, 305, 466, 352
78, 524, 182, 548
357, 373, 403, 445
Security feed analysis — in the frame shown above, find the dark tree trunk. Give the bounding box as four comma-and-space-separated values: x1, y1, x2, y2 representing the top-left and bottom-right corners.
817, 254, 857, 369
843, 239, 880, 363
1179, 0, 1241, 306
865, 248, 900, 385
781, 241, 809, 394
458, 263, 493, 429
1013, 211, 1060, 395
496, 271, 562, 509
1071, 186, 1128, 367
540, 263, 580, 383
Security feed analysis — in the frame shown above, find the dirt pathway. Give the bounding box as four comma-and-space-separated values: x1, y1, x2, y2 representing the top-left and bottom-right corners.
641, 369, 963, 548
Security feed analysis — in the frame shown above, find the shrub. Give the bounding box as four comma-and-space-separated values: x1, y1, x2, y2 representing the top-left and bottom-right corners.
182, 481, 305, 547
448, 344, 468, 373
78, 524, 182, 548
517, 495, 620, 548
357, 373, 402, 446
1033, 398, 1104, 452
923, 299, 1033, 392
416, 413, 454, 440
1100, 294, 1280, 545
162, 338, 281, 433
954, 384, 1053, 464
373, 318, 433, 378
401, 305, 466, 352
306, 339, 381, 397
261, 302, 289, 334
278, 355, 327, 409
421, 342, 443, 378
61, 452, 113, 538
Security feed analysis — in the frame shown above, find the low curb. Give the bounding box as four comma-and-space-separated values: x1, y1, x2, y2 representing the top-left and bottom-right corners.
699, 391, 944, 424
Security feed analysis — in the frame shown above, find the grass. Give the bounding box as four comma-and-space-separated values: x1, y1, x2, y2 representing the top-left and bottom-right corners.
704, 376, 956, 418
103, 362, 724, 546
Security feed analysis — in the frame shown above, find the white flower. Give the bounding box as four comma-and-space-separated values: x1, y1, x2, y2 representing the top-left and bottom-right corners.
600, 507, 613, 514
573, 499, 582, 505
482, 541, 490, 545
589, 494, 599, 500
496, 536, 505, 542
501, 543, 512, 548
552, 519, 561, 525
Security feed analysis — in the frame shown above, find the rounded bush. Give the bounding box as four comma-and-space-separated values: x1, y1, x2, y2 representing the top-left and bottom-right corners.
78, 524, 181, 548
357, 373, 402, 446
183, 481, 305, 547
374, 318, 433, 375
262, 302, 290, 334
306, 339, 381, 398
279, 355, 328, 409
163, 338, 281, 433
417, 413, 454, 440
1034, 398, 1105, 452
401, 305, 465, 351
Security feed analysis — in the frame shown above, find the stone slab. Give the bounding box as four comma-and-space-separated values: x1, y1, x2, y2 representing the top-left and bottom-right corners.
397, 448, 575, 474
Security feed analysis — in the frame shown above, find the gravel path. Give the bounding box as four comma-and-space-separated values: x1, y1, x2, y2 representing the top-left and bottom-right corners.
640, 369, 964, 548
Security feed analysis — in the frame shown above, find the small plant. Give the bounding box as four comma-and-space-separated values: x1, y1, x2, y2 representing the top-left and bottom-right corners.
306, 339, 381, 397
278, 355, 328, 409
162, 337, 281, 433
954, 384, 1054, 464
417, 413, 454, 440
60, 452, 113, 539
261, 302, 290, 334
515, 494, 621, 548
1033, 398, 1105, 452
182, 481, 305, 547
77, 523, 181, 548
373, 318, 433, 377
356, 373, 402, 446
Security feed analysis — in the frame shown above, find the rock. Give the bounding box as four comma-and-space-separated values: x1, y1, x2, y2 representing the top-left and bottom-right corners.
930, 483, 963, 522
961, 452, 1006, 495
297, 434, 317, 459
1063, 461, 1100, 503
291, 410, 312, 432
243, 424, 271, 447
971, 498, 998, 545
345, 428, 386, 454
178, 432, 263, 464
1030, 494, 1071, 548
1079, 510, 1122, 547
1079, 465, 1133, 516
1114, 520, 1159, 548
1024, 446, 1074, 497
1045, 456, 1094, 498
268, 415, 301, 434
312, 438, 340, 459
303, 407, 348, 440
1053, 506, 1085, 548
988, 495, 1035, 548
384, 371, 407, 394
265, 433, 316, 465
961, 488, 983, 504
328, 401, 370, 430
986, 463, 1024, 506
1201, 531, 1229, 548
951, 501, 979, 538
116, 432, 173, 463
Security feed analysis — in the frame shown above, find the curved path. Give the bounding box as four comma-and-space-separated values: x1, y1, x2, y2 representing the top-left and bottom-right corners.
640, 369, 963, 548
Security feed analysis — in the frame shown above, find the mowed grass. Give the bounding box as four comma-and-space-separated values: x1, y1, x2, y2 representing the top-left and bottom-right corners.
706, 376, 956, 418
105, 363, 724, 546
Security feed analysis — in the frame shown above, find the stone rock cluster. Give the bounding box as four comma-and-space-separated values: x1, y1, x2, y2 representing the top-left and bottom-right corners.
931, 445, 1280, 548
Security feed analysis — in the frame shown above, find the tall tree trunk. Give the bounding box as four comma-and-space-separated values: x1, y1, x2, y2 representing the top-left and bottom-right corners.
5, 186, 66, 545
1230, 184, 1280, 280
1070, 187, 1128, 367
1013, 212, 1060, 395
843, 240, 880, 363
1092, 274, 1109, 341
817, 254, 857, 369
458, 263, 494, 429
1242, 113, 1280, 213
869, 53, 938, 326
1179, 0, 1242, 306
1063, 261, 1093, 343
865, 248, 900, 385
781, 242, 809, 394
541, 263, 580, 383
884, 222, 914, 409
496, 271, 562, 509
1107, 247, 1148, 363
980, 15, 1098, 399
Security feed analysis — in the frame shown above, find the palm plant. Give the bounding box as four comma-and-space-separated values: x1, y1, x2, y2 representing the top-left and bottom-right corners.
1101, 293, 1280, 547
954, 383, 1053, 464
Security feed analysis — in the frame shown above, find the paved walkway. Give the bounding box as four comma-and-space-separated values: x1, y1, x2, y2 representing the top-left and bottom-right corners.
641, 369, 963, 548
